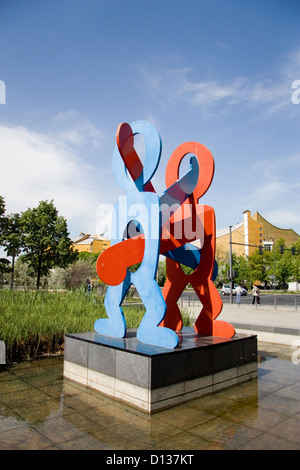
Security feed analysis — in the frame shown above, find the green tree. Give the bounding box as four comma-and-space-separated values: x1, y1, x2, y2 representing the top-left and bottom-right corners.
290, 239, 300, 282
290, 256, 300, 283
13, 259, 38, 289
293, 238, 300, 252
64, 255, 98, 290
247, 249, 273, 286
77, 251, 101, 263
275, 253, 293, 288
234, 255, 250, 286
275, 238, 287, 257
0, 196, 11, 276
216, 254, 250, 288
20, 200, 78, 289
0, 196, 5, 228
1, 213, 24, 289
157, 260, 166, 287
214, 260, 228, 287
274, 238, 295, 288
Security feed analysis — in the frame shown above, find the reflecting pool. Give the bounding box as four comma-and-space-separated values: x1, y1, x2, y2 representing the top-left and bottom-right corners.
0, 342, 300, 450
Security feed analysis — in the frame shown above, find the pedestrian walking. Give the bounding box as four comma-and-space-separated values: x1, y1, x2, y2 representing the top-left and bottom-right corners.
236, 283, 243, 306
251, 284, 260, 306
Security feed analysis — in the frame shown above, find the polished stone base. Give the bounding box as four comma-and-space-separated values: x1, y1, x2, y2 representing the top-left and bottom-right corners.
64, 327, 257, 414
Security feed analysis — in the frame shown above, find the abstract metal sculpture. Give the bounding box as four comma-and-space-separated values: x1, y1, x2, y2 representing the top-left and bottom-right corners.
95, 121, 235, 348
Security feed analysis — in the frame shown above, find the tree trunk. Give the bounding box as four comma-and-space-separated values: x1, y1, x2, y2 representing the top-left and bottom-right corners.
10, 255, 15, 290
36, 255, 42, 290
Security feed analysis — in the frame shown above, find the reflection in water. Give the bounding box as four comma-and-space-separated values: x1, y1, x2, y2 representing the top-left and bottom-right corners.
0, 344, 300, 449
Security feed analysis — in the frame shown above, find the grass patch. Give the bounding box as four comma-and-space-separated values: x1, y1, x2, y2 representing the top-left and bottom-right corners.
0, 290, 104, 363
0, 290, 192, 363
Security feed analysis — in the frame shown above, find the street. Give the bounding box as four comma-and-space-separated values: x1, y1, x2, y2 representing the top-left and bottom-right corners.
181, 290, 300, 308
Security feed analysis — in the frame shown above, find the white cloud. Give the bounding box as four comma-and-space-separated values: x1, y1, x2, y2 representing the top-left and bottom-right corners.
255, 180, 287, 201
238, 153, 300, 233
263, 209, 300, 232
52, 109, 103, 148
139, 67, 290, 111
138, 47, 300, 113
256, 154, 300, 195
0, 125, 100, 236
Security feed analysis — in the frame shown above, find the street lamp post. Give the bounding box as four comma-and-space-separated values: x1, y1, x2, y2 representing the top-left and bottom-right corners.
229, 226, 233, 304
270, 237, 276, 290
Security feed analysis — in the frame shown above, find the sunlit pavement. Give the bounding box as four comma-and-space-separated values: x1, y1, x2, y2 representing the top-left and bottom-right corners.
187, 302, 300, 346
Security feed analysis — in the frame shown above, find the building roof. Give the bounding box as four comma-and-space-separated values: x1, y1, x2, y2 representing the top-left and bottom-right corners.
74, 237, 95, 245
72, 233, 109, 244
253, 211, 300, 238
216, 222, 243, 238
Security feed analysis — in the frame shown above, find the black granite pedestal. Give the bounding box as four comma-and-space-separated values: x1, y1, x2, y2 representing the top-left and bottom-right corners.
64, 327, 257, 413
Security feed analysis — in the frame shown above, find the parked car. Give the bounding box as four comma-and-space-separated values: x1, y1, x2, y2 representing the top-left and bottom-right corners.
221, 284, 247, 296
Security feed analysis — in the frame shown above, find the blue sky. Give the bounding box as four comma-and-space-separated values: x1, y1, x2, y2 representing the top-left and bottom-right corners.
0, 0, 300, 242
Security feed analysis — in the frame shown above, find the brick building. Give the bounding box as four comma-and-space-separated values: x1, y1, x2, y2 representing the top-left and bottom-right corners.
215, 210, 299, 260
72, 233, 111, 254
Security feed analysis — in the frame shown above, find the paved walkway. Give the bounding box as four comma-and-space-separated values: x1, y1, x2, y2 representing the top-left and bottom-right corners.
186, 301, 300, 345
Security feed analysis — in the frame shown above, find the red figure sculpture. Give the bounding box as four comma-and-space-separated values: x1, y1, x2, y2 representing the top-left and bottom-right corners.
160, 142, 235, 338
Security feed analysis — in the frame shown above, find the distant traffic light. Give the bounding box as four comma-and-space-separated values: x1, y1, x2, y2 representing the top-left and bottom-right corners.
291, 247, 296, 255
259, 246, 263, 255
280, 245, 284, 254
227, 269, 235, 279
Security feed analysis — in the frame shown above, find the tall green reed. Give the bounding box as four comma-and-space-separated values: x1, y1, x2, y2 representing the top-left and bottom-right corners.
0, 290, 106, 363
0, 289, 191, 363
